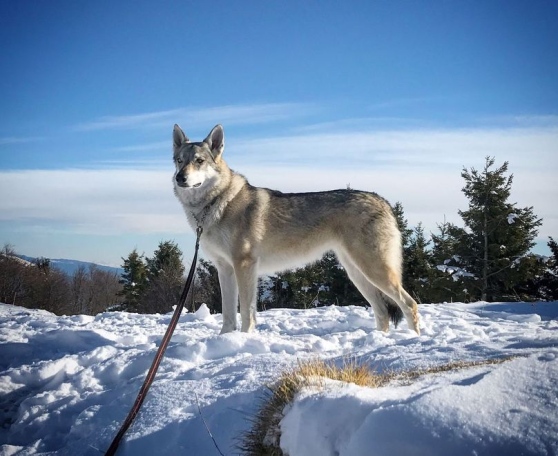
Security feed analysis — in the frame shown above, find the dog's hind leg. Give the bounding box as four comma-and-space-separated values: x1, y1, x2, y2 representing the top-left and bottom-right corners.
216, 261, 239, 334
391, 285, 421, 335
338, 249, 420, 335
337, 252, 392, 332
368, 268, 420, 335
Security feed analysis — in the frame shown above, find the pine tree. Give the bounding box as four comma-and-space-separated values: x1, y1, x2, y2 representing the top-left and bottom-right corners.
142, 241, 185, 313
392, 202, 417, 293
119, 249, 148, 312
510, 252, 547, 301
429, 220, 472, 302
266, 273, 296, 309
194, 258, 222, 313
308, 251, 363, 307
458, 157, 542, 301
405, 223, 433, 303
538, 237, 558, 300
268, 251, 367, 309
273, 262, 322, 309
393, 201, 413, 251
146, 241, 185, 280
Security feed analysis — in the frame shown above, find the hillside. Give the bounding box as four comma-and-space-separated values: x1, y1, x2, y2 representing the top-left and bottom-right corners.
16, 255, 123, 276
1, 301, 557, 455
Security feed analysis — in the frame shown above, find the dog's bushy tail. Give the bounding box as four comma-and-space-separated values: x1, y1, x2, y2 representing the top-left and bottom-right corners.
379, 291, 404, 327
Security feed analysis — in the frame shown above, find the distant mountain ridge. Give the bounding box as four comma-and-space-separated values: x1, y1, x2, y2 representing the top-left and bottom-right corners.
17, 255, 124, 277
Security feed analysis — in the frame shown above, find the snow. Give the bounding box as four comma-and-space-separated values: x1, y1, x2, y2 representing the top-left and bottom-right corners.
1, 301, 557, 456
436, 264, 476, 281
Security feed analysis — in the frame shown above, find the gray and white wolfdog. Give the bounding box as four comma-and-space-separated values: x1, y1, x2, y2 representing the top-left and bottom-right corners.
172, 124, 420, 335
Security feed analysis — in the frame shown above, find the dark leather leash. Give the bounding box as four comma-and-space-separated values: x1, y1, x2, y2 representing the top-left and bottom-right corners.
105, 226, 203, 456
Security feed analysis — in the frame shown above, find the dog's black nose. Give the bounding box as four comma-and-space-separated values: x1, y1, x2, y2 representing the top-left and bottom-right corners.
175, 173, 186, 184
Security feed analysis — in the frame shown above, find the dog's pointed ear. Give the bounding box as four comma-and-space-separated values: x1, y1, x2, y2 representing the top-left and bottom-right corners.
173, 124, 189, 150
203, 124, 225, 160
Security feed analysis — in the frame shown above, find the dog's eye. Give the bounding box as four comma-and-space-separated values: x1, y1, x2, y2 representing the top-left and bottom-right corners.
176, 158, 183, 164
196, 158, 205, 165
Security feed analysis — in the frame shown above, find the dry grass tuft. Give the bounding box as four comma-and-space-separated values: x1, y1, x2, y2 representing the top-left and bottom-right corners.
237, 356, 518, 455
392, 357, 517, 385
237, 358, 380, 456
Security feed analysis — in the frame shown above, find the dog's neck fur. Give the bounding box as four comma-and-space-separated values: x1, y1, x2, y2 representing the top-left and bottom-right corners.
175, 162, 247, 231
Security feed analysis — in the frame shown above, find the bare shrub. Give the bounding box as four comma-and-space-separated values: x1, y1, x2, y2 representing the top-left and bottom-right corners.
1, 244, 122, 315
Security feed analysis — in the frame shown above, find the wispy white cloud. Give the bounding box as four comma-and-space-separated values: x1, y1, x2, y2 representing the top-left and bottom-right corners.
291, 117, 427, 133
74, 109, 184, 131
0, 169, 183, 235
74, 103, 319, 132
227, 124, 558, 172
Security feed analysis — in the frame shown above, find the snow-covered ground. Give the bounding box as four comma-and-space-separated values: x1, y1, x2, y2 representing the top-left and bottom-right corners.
1, 301, 557, 456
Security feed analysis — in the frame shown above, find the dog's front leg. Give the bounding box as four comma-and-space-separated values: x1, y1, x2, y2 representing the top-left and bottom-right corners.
216, 261, 239, 334
234, 258, 258, 333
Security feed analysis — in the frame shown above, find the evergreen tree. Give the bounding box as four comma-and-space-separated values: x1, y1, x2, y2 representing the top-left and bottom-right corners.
146, 241, 185, 279
405, 223, 433, 303
142, 241, 185, 313
429, 220, 472, 302
393, 201, 413, 251
119, 249, 148, 312
265, 274, 296, 309
321, 252, 364, 306
458, 157, 542, 301
537, 237, 558, 300
392, 201, 416, 293
257, 276, 275, 310
194, 258, 222, 313
272, 262, 323, 309
510, 252, 547, 301
269, 252, 364, 309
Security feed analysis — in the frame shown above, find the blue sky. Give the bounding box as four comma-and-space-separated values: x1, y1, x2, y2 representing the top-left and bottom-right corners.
1, 0, 557, 267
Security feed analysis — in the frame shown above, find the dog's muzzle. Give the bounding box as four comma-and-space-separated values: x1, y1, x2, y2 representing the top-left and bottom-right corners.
175, 174, 201, 188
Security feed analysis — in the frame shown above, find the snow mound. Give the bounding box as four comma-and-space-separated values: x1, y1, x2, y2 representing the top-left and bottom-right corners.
280, 352, 558, 456
194, 303, 212, 320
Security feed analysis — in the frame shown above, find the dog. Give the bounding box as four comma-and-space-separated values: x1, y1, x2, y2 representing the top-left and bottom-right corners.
172, 124, 420, 335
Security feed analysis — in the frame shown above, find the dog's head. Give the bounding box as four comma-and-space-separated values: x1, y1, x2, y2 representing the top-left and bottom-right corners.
172, 124, 224, 190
